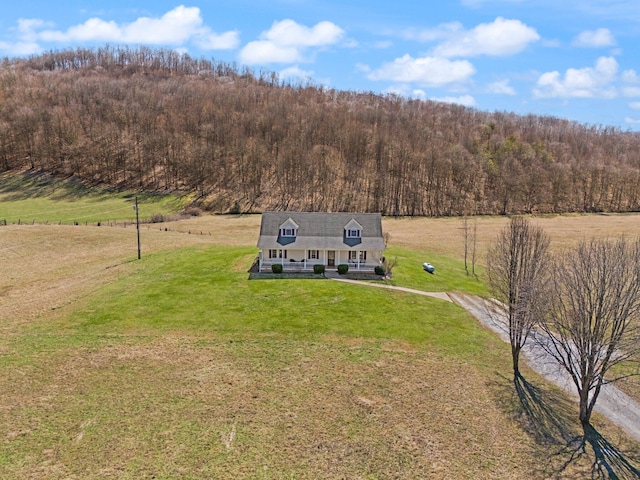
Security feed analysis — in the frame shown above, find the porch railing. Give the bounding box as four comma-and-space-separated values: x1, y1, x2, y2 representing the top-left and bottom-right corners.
260, 260, 378, 272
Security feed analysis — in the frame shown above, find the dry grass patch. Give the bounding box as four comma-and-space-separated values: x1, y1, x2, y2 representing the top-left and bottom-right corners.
0, 336, 605, 479
382, 213, 640, 261
153, 214, 262, 246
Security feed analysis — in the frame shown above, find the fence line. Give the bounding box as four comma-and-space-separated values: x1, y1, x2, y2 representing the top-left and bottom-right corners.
0, 218, 213, 235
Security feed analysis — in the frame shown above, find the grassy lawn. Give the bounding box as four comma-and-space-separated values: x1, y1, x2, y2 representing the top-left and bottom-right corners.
0, 171, 185, 224
41, 247, 487, 356
384, 245, 488, 296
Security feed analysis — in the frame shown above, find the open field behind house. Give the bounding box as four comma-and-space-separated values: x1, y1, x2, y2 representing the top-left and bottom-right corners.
0, 171, 186, 225
2, 197, 640, 478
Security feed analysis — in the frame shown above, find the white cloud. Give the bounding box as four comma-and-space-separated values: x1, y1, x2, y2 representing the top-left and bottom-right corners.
263, 19, 343, 47
533, 56, 618, 98
432, 94, 477, 107
5, 6, 239, 53
625, 117, 640, 125
0, 40, 41, 55
366, 54, 475, 87
623, 69, 640, 83
239, 19, 344, 65
194, 31, 241, 50
486, 79, 516, 95
39, 18, 122, 42
621, 70, 640, 96
623, 87, 640, 97
279, 66, 315, 80
240, 41, 302, 64
17, 19, 50, 40
433, 17, 539, 57
572, 28, 616, 47
630, 102, 640, 110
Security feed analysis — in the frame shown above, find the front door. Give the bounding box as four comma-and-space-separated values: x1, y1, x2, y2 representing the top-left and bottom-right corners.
327, 250, 335, 267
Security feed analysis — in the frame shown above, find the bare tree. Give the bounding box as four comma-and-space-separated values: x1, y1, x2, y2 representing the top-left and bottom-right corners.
471, 218, 478, 276
539, 237, 640, 425
487, 217, 551, 377
462, 216, 470, 275
462, 216, 479, 276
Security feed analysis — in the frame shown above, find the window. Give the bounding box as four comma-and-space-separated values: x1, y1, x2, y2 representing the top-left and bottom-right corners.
348, 251, 366, 262
280, 228, 297, 237
269, 249, 287, 259
308, 250, 320, 260
346, 228, 361, 238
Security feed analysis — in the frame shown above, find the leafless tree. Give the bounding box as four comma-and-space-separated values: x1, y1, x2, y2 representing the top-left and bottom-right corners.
470, 219, 478, 276
3, 47, 640, 214
539, 237, 640, 425
487, 217, 551, 377
462, 216, 478, 276
462, 217, 470, 275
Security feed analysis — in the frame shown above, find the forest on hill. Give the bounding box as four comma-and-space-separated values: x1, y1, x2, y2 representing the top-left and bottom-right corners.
1, 46, 640, 216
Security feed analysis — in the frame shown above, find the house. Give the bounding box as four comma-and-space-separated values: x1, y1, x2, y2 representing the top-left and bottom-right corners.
256, 211, 386, 272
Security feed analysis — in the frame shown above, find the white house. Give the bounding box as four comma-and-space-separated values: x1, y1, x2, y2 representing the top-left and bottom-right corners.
256, 211, 386, 272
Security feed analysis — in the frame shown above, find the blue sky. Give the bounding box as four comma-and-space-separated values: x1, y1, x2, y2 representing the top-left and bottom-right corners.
2, 1, 640, 130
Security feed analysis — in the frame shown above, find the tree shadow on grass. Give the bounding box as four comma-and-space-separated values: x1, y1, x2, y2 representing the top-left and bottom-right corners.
579, 424, 640, 480
507, 373, 640, 479
0, 171, 98, 201
0, 171, 174, 205
513, 373, 578, 447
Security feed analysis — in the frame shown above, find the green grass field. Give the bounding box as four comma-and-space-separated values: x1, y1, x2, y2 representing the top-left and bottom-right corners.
384, 246, 488, 296
40, 246, 487, 355
1, 175, 639, 479
0, 171, 185, 224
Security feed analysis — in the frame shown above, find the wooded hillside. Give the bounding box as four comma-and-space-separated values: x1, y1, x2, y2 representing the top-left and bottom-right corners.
2, 46, 640, 216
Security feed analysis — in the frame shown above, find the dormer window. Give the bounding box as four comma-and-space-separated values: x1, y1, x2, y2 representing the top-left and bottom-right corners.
344, 218, 363, 239
280, 227, 297, 237
278, 217, 299, 238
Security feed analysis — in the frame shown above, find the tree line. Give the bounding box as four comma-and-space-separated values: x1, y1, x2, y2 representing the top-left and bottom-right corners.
2, 46, 640, 216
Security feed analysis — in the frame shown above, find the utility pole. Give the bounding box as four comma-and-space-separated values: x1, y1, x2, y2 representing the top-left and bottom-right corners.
134, 196, 141, 259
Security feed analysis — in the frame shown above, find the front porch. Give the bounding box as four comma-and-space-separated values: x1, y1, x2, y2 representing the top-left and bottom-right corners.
248, 258, 385, 280
258, 247, 382, 273
258, 259, 381, 273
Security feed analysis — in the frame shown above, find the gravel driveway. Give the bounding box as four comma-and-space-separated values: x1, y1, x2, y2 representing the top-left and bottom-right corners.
332, 277, 640, 442
449, 293, 640, 443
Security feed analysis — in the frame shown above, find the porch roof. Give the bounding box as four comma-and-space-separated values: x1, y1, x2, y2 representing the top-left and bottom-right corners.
258, 236, 385, 251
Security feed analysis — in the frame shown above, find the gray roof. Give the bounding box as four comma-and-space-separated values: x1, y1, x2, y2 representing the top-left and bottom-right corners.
257, 211, 386, 251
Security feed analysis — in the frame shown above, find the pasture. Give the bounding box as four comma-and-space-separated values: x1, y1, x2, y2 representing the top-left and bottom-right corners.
0, 171, 185, 225
2, 183, 640, 478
